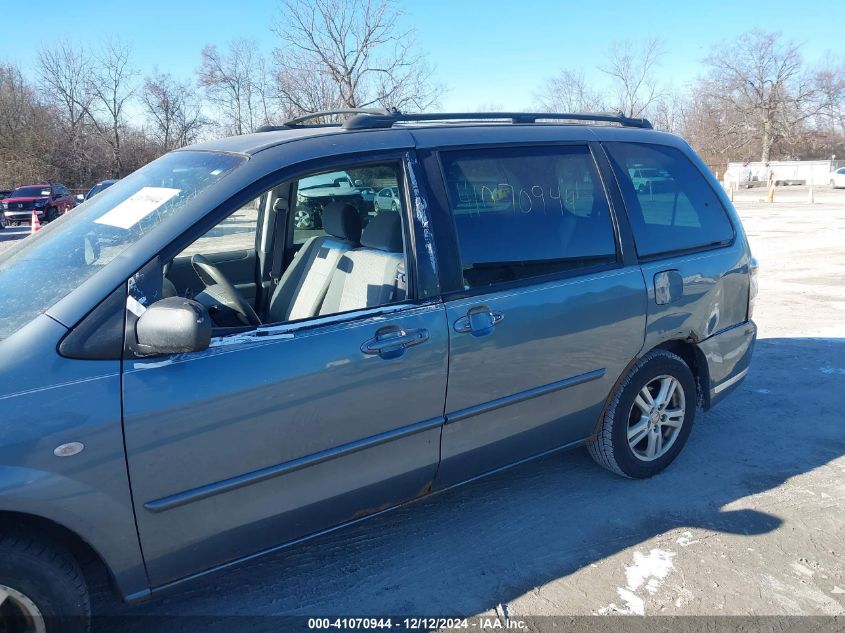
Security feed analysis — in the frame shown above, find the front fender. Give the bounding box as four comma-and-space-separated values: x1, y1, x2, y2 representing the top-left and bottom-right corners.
0, 315, 148, 601
0, 466, 149, 600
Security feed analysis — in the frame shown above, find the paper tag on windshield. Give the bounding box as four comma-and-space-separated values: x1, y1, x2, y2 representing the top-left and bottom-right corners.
94, 187, 180, 230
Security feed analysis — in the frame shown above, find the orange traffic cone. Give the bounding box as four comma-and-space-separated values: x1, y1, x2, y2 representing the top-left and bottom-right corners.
30, 210, 41, 234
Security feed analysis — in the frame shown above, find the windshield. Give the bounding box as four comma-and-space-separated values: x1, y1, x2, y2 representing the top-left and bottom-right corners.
0, 151, 244, 341
85, 181, 116, 200
10, 186, 51, 198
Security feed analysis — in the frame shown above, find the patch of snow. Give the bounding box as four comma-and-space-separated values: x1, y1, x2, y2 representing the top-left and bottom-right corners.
676, 531, 700, 547
132, 358, 174, 370
598, 548, 676, 616
819, 367, 845, 375
791, 562, 815, 577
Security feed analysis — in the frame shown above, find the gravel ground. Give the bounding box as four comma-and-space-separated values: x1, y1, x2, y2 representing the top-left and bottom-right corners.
4, 185, 845, 627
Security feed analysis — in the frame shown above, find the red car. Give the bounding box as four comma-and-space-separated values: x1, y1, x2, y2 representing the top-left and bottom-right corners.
1, 183, 77, 225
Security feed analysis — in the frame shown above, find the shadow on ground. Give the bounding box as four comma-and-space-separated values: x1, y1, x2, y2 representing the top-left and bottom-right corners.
91, 337, 845, 628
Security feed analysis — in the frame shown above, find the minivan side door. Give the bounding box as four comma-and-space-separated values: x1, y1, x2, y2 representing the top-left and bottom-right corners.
429, 143, 647, 486
121, 158, 448, 587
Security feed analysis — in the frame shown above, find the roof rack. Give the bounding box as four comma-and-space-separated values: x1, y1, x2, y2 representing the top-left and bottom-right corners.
256, 108, 393, 132
255, 109, 653, 133
342, 111, 653, 130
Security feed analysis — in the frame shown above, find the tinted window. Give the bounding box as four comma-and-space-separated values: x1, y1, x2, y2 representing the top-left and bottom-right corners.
441, 145, 617, 289
605, 142, 734, 257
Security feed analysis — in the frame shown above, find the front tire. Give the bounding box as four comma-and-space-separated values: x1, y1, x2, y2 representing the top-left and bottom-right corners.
0, 530, 90, 633
45, 208, 58, 223
588, 349, 696, 478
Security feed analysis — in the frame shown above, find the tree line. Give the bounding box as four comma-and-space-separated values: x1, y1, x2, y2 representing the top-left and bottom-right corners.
1, 0, 843, 191
537, 31, 845, 169
0, 0, 440, 190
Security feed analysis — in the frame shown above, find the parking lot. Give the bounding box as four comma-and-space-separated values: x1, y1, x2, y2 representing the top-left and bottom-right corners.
0, 221, 29, 251
3, 186, 844, 627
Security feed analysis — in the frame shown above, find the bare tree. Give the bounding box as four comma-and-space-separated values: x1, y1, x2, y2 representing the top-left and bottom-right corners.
35, 42, 110, 185
535, 69, 606, 113
271, 0, 441, 114
0, 63, 54, 186
600, 38, 665, 118
37, 42, 93, 137
703, 30, 834, 162
85, 39, 137, 177
273, 60, 342, 116
814, 55, 845, 137
143, 72, 207, 150
198, 40, 274, 135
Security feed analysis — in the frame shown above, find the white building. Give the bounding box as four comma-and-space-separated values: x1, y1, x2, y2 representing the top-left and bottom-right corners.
724, 160, 845, 188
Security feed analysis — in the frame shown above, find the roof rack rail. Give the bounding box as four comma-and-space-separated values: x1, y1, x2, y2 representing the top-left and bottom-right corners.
342, 111, 653, 130
256, 108, 393, 132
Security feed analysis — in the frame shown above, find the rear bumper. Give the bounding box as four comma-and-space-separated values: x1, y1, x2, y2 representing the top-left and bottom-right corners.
698, 320, 757, 409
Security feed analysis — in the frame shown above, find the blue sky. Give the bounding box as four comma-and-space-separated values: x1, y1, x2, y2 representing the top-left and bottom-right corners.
1, 0, 843, 111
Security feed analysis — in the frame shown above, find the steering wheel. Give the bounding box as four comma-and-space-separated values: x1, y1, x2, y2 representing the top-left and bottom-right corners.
190, 254, 261, 326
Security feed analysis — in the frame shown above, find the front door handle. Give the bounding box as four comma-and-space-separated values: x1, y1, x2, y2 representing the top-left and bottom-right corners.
361, 325, 429, 359
454, 305, 504, 337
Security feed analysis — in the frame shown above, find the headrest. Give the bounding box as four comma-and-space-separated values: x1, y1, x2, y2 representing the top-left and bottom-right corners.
360, 211, 403, 253
321, 202, 362, 242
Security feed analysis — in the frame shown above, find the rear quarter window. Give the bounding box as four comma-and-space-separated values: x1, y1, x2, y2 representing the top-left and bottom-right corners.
604, 142, 734, 258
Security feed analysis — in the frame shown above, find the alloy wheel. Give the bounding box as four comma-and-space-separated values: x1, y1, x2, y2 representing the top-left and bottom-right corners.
294, 208, 314, 230
626, 374, 686, 462
0, 585, 46, 633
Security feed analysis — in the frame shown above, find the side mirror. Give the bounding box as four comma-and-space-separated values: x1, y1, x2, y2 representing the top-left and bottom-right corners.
135, 297, 212, 356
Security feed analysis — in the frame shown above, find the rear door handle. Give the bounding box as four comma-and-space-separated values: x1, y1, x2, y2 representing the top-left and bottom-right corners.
454, 305, 504, 337
361, 325, 429, 359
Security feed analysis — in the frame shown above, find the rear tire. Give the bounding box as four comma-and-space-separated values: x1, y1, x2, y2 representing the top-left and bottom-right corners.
588, 349, 696, 478
0, 529, 90, 633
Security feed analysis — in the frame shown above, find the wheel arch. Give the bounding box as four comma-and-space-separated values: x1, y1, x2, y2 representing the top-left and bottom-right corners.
651, 339, 711, 410
0, 510, 120, 598
592, 338, 712, 443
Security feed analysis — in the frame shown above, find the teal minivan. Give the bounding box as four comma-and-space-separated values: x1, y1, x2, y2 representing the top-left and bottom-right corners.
0, 111, 756, 632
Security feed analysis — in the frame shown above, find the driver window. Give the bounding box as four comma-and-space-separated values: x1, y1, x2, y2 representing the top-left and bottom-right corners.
178, 198, 260, 258
161, 162, 409, 331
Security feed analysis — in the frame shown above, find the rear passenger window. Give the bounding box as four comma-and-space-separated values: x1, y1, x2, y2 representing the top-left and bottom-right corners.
441, 145, 618, 289
604, 142, 734, 258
